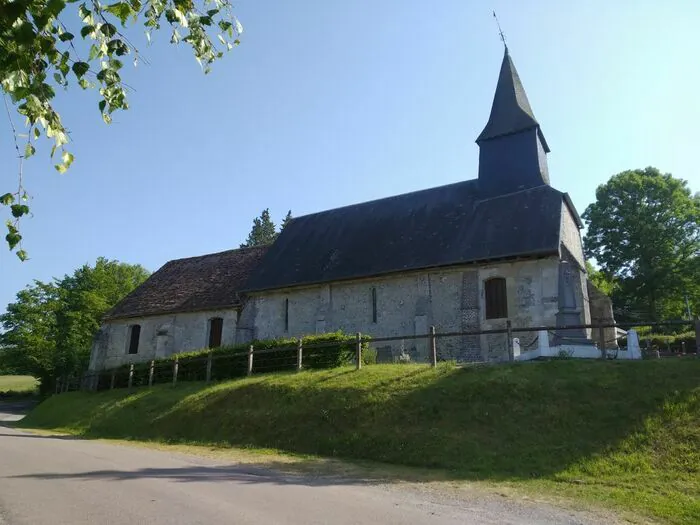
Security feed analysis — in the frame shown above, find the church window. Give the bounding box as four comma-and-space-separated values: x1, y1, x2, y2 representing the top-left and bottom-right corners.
485, 278, 508, 319
371, 287, 377, 323
284, 298, 289, 332
208, 317, 223, 348
127, 325, 141, 354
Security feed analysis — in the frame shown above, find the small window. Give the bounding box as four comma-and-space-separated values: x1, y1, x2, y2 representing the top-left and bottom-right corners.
284, 298, 289, 332
371, 287, 377, 323
127, 325, 141, 354
208, 317, 223, 348
485, 278, 508, 320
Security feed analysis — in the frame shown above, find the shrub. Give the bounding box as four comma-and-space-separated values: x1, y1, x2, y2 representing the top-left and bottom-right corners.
96, 331, 371, 390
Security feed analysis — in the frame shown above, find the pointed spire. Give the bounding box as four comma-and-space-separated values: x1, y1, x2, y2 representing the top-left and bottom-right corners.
476, 48, 549, 152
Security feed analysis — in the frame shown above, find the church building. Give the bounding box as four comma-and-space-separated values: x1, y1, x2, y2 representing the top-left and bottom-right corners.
89, 48, 597, 371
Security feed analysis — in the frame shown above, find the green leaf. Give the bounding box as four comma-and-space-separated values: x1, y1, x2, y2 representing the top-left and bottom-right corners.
55, 163, 68, 174
105, 2, 132, 24
61, 151, 74, 168
33, 127, 41, 139
100, 23, 117, 38
59, 32, 75, 41
80, 25, 94, 38
16, 249, 29, 261
72, 61, 90, 78
46, 0, 66, 18
98, 100, 106, 112
11, 204, 30, 218
24, 143, 35, 159
0, 193, 15, 206
5, 231, 22, 250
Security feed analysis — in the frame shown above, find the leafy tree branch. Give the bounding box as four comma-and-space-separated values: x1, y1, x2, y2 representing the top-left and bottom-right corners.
1, 0, 242, 259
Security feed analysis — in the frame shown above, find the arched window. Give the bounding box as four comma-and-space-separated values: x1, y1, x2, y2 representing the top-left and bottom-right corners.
485, 278, 508, 320
208, 318, 223, 348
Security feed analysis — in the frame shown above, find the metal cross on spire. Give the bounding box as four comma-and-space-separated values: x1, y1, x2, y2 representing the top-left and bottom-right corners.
492, 11, 507, 49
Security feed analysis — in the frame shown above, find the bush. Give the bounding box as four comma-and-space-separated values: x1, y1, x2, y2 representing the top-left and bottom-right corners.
635, 331, 698, 353
96, 331, 372, 390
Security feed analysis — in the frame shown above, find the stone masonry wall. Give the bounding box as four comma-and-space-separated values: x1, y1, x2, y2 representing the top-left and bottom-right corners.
249, 257, 561, 363
89, 309, 239, 371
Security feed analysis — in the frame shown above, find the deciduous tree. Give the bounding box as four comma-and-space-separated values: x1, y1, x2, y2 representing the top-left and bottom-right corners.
583, 167, 699, 322
0, 257, 149, 391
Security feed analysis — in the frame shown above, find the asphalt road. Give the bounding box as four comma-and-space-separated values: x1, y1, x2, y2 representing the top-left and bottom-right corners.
0, 403, 616, 525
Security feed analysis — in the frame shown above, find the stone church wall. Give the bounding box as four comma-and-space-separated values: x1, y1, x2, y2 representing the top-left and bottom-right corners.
89, 309, 239, 371
246, 257, 561, 363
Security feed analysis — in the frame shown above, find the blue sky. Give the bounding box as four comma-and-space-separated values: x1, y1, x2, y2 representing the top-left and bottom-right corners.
1, 1, 699, 312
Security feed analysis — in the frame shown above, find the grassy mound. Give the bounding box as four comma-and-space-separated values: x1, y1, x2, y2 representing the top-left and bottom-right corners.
0, 375, 38, 396
20, 360, 700, 524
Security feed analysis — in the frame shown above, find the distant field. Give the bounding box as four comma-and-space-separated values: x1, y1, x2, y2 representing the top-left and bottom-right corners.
0, 375, 39, 394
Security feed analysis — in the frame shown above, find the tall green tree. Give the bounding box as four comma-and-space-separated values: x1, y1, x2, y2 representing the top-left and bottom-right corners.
281, 210, 293, 231
0, 258, 149, 391
240, 208, 280, 248
1, 1, 242, 258
583, 167, 699, 322
585, 261, 616, 297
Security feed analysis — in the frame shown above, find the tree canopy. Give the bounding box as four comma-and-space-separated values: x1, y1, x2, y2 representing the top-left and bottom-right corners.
0, 257, 149, 391
240, 209, 292, 248
1, 0, 242, 259
583, 167, 699, 322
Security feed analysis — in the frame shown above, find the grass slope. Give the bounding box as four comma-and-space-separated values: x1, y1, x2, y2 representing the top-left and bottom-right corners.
21, 361, 700, 524
0, 375, 38, 394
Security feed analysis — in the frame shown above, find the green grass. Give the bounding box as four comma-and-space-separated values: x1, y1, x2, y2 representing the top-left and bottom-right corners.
0, 375, 38, 395
19, 360, 700, 524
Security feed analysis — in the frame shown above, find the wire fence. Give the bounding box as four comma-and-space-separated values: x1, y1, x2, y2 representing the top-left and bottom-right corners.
55, 318, 700, 394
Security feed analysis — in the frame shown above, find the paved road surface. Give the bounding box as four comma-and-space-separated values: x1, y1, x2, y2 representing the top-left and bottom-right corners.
0, 403, 616, 525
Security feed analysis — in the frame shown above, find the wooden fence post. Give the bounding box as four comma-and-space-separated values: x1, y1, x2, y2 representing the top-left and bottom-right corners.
247, 344, 254, 376
695, 319, 700, 357
206, 350, 213, 383
148, 360, 155, 387
598, 319, 606, 359
356, 332, 362, 370
506, 320, 514, 362
296, 339, 303, 371
110, 370, 116, 390
172, 356, 179, 386
127, 364, 134, 392
430, 326, 437, 367
55, 377, 60, 395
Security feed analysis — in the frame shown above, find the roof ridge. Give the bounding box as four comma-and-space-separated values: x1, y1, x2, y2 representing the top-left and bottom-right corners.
291, 179, 478, 221
163, 245, 269, 266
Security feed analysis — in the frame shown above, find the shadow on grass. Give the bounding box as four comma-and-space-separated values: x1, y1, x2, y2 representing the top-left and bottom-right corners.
18, 360, 700, 484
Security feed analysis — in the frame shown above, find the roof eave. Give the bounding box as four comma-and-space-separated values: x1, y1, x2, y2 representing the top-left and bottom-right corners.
242, 249, 560, 294
103, 301, 243, 322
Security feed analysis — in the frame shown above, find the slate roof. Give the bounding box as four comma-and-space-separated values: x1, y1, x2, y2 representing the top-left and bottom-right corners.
104, 246, 269, 320
476, 48, 550, 152
243, 182, 570, 292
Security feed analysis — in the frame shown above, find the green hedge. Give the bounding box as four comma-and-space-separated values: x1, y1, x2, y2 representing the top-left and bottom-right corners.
626, 331, 697, 353
96, 332, 373, 390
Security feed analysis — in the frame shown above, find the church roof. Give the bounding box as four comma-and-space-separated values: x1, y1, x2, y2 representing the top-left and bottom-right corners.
476, 48, 549, 152
243, 182, 568, 292
104, 246, 269, 320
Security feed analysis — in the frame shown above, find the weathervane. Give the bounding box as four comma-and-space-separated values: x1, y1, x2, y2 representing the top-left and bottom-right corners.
492, 11, 507, 49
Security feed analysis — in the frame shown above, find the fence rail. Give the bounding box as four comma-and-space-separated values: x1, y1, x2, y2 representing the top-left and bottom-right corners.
55, 318, 700, 395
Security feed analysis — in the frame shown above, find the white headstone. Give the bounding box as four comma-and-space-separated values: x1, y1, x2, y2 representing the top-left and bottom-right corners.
627, 329, 642, 360
512, 337, 521, 358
